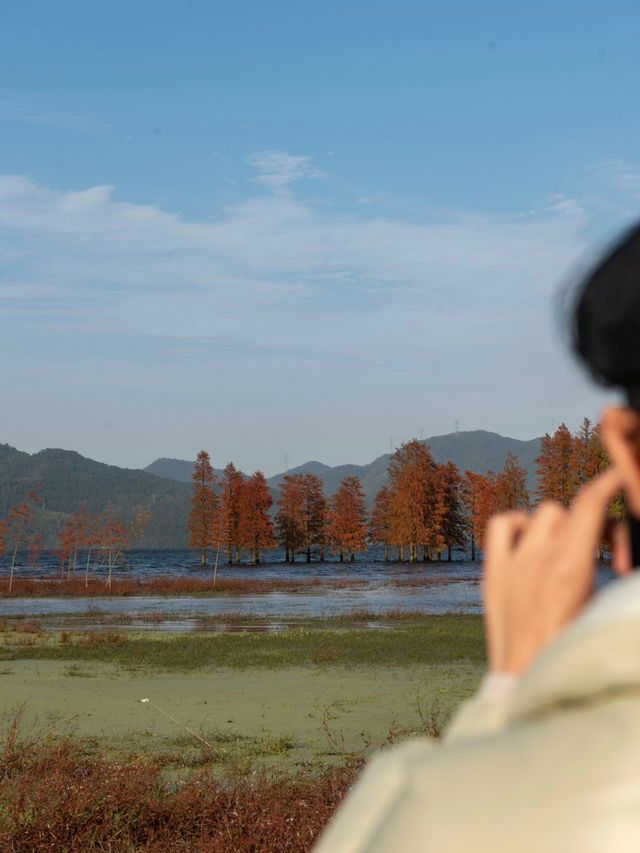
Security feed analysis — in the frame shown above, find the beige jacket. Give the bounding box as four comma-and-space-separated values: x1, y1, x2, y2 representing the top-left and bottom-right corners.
316, 575, 640, 852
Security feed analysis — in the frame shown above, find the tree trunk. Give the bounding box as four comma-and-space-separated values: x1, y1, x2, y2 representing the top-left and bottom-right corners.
306, 546, 311, 563
447, 546, 452, 562
471, 532, 476, 561
201, 545, 206, 567
254, 550, 260, 564
350, 552, 355, 562
85, 547, 93, 588
339, 551, 344, 563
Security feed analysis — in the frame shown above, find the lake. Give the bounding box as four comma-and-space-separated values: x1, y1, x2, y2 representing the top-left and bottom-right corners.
0, 548, 615, 622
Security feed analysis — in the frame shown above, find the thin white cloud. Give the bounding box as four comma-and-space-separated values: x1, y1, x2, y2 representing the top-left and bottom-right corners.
246, 150, 325, 194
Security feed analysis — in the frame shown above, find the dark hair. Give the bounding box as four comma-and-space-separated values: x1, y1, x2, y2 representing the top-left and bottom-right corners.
573, 222, 640, 398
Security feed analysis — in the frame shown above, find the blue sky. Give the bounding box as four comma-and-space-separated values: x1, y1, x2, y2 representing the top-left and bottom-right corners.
1, 0, 639, 474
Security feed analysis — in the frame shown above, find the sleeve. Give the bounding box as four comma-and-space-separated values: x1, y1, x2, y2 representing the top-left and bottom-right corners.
444, 671, 518, 744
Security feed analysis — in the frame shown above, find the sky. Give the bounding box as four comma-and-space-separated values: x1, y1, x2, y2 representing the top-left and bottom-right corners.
1, 0, 640, 475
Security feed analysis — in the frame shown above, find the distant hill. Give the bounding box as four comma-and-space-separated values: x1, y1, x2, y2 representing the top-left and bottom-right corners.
0, 444, 191, 548
145, 457, 225, 483
147, 430, 541, 506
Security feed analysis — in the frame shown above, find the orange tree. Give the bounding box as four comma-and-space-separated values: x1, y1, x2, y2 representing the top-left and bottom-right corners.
370, 486, 392, 561
188, 450, 219, 566
329, 476, 368, 562
238, 471, 275, 564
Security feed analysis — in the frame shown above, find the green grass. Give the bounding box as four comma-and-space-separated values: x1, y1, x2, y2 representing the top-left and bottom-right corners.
0, 616, 485, 671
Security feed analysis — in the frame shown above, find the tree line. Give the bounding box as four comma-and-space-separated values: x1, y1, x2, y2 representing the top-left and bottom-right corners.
0, 417, 616, 578
188, 452, 368, 565
189, 417, 615, 565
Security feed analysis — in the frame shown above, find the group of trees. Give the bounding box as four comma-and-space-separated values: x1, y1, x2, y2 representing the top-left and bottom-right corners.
536, 418, 610, 506
54, 507, 151, 588
187, 418, 624, 566
188, 452, 369, 565
276, 473, 367, 563
0, 492, 150, 589
189, 452, 275, 566
368, 441, 530, 562
187, 444, 532, 565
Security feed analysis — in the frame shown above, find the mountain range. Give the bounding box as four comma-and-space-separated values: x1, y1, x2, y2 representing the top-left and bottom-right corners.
1, 430, 541, 548
146, 429, 541, 498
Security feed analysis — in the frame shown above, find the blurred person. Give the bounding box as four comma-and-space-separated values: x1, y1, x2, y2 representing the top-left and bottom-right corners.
316, 225, 640, 852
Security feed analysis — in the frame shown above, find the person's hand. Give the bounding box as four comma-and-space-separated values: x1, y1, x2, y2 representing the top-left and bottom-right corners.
602, 406, 640, 515
483, 467, 628, 675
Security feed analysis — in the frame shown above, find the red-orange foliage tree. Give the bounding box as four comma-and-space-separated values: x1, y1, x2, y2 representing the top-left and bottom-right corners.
6, 491, 41, 592
55, 519, 76, 579
495, 453, 530, 512
98, 508, 150, 589
369, 486, 392, 561
238, 471, 275, 564
220, 462, 245, 564
437, 461, 466, 561
300, 473, 329, 562
536, 423, 578, 506
387, 440, 444, 561
188, 451, 219, 566
463, 470, 497, 558
574, 418, 607, 484
275, 474, 306, 562
329, 476, 368, 562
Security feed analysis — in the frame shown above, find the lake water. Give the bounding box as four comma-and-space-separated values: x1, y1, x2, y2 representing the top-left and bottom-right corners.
0, 548, 615, 622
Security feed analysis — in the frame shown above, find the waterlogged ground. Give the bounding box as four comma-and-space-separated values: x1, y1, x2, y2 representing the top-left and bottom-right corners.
0, 616, 484, 769
0, 548, 484, 618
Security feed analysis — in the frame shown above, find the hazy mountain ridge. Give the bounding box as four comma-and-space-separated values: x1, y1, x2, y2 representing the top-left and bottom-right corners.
146, 430, 542, 503
0, 443, 191, 548
145, 457, 226, 483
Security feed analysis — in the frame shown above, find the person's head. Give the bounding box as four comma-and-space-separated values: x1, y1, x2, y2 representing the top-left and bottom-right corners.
573, 223, 640, 514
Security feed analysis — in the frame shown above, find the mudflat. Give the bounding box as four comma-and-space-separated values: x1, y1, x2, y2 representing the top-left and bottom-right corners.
0, 616, 484, 767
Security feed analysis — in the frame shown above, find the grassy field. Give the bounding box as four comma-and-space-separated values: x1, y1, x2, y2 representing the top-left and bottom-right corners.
0, 616, 485, 851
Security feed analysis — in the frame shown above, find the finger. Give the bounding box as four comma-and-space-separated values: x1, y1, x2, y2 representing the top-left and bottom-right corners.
565, 468, 625, 559
609, 521, 632, 576
602, 408, 640, 515
523, 502, 566, 547
484, 512, 530, 567
482, 511, 530, 672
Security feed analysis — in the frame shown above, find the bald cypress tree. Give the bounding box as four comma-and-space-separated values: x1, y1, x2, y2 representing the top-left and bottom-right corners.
188, 451, 219, 566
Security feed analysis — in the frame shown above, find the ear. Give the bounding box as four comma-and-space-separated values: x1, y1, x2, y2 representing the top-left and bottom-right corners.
602, 407, 640, 515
